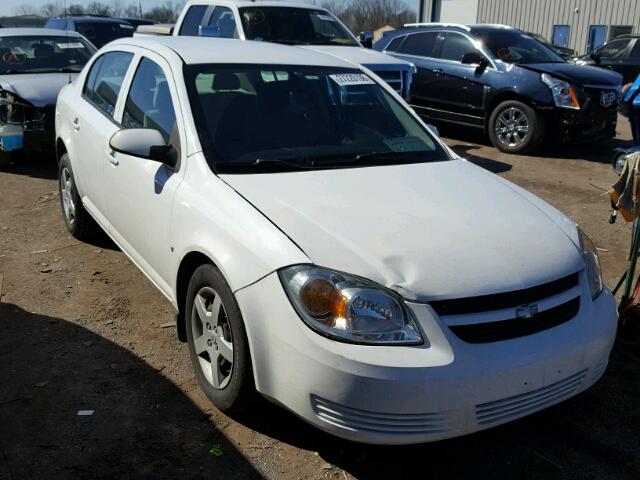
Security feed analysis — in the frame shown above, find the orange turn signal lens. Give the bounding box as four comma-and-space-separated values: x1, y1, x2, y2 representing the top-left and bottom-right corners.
300, 278, 348, 322
568, 86, 580, 109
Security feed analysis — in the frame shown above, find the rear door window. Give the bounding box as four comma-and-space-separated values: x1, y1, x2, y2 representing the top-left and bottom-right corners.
398, 32, 439, 57
179, 5, 208, 36
83, 51, 134, 118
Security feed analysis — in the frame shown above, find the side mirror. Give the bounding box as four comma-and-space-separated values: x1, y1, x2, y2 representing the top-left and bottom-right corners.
109, 129, 177, 168
199, 25, 219, 37
461, 51, 484, 65
590, 51, 601, 64
359, 31, 373, 49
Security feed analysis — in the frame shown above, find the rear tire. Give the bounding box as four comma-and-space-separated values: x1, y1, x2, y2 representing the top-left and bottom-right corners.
185, 264, 255, 412
488, 100, 544, 154
0, 151, 13, 168
58, 153, 97, 240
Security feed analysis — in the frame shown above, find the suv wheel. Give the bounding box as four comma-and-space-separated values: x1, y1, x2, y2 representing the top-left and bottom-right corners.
488, 100, 544, 154
185, 264, 255, 411
58, 153, 97, 239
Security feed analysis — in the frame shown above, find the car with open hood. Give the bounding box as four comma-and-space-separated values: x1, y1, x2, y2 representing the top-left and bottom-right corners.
375, 23, 623, 153
0, 28, 96, 166
135, 0, 415, 101
55, 36, 617, 444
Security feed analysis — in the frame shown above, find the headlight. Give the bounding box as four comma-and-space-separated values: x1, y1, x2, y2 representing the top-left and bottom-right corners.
578, 228, 603, 299
541, 73, 580, 110
279, 265, 423, 345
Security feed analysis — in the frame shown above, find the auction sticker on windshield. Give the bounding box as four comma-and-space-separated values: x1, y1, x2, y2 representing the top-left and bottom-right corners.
57, 43, 85, 49
329, 73, 375, 86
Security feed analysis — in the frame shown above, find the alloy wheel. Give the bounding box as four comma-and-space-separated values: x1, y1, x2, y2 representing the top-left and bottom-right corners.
60, 167, 76, 225
191, 286, 234, 389
495, 107, 529, 148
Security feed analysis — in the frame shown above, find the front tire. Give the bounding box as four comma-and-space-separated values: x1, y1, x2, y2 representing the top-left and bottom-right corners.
185, 264, 254, 412
58, 153, 97, 240
488, 100, 544, 154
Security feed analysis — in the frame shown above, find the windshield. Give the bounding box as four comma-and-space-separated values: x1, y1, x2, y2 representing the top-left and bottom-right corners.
0, 35, 97, 74
185, 64, 449, 174
479, 31, 565, 64
239, 7, 359, 46
75, 22, 134, 48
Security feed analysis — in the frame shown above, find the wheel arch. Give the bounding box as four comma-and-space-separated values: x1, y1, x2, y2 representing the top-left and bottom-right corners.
55, 137, 68, 165
175, 250, 217, 342
484, 90, 539, 130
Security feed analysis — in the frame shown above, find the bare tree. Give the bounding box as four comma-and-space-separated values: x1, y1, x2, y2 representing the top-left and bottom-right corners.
40, 2, 65, 17
67, 4, 86, 15
123, 3, 142, 18
85, 1, 112, 16
321, 0, 416, 35
110, 0, 125, 16
14, 5, 38, 16
144, 1, 185, 22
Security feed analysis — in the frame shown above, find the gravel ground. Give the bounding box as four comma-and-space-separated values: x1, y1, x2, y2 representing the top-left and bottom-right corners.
0, 119, 638, 479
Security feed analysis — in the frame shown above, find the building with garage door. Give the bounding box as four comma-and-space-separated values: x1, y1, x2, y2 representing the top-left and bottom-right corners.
419, 0, 640, 54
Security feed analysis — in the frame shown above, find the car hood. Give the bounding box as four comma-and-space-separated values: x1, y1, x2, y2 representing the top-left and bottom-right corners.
518, 62, 622, 87
221, 160, 584, 301
0, 73, 77, 107
300, 45, 414, 70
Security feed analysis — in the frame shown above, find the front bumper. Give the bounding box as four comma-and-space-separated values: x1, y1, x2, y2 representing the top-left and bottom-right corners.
546, 105, 618, 143
0, 103, 55, 155
236, 272, 617, 445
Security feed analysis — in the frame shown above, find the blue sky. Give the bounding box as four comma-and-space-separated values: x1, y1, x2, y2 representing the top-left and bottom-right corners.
1, 0, 420, 17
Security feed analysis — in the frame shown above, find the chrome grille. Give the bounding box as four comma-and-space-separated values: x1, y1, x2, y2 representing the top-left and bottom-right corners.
373, 70, 404, 95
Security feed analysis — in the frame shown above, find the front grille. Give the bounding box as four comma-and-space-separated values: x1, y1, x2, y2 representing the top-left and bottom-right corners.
476, 369, 587, 426
582, 87, 620, 111
449, 297, 580, 343
430, 273, 579, 316
311, 395, 452, 436
373, 70, 404, 95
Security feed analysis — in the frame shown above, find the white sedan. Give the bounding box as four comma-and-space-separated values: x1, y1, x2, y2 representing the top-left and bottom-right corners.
55, 36, 617, 445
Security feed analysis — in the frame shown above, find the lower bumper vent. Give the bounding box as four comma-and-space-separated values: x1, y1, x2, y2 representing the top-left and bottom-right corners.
476, 369, 587, 426
311, 395, 451, 435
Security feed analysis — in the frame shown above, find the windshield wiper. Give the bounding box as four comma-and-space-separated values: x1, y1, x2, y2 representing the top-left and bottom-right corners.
216, 158, 312, 171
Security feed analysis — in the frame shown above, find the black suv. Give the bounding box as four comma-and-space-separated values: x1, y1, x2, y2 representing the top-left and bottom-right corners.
374, 24, 623, 153
573, 34, 640, 84
45, 16, 135, 48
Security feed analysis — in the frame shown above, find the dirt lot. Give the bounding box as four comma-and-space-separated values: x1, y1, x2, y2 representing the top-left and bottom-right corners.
1, 119, 639, 480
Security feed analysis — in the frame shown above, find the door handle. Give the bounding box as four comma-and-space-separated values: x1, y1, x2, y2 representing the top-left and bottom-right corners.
432, 68, 445, 76
106, 150, 119, 166
72, 118, 80, 132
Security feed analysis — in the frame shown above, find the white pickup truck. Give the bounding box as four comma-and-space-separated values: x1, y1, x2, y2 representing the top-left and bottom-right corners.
137, 0, 415, 100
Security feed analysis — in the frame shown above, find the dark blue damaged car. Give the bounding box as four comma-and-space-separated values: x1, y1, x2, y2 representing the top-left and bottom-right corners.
374, 24, 623, 153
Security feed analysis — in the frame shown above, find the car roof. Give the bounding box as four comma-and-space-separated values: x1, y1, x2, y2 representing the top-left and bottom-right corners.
0, 27, 85, 38
110, 36, 357, 68
183, 0, 323, 10
50, 16, 132, 24
392, 23, 518, 36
